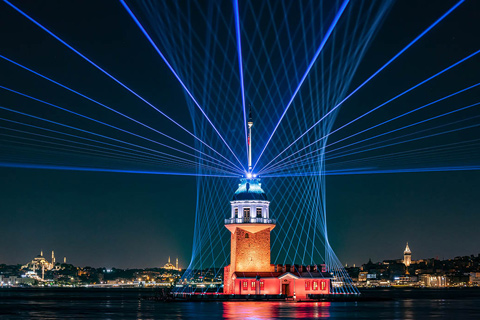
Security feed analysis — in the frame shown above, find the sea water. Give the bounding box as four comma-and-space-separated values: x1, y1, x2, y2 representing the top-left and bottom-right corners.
1, 288, 480, 319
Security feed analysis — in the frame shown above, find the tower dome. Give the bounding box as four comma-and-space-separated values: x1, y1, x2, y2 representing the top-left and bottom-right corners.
226, 177, 274, 225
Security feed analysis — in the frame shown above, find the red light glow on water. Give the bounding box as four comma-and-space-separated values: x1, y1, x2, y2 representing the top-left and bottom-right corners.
222, 301, 331, 319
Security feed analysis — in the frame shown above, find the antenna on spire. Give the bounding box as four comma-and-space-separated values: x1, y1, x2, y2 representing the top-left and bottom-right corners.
247, 104, 254, 172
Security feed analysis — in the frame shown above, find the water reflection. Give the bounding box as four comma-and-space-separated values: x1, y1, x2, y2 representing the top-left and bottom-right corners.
222, 301, 331, 319
4, 289, 480, 319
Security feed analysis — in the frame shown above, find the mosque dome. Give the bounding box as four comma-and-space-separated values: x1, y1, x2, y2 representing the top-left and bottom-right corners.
232, 178, 268, 201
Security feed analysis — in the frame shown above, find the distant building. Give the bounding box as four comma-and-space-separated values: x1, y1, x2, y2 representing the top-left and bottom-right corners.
22, 250, 59, 280
403, 243, 412, 267
447, 274, 469, 287
163, 257, 180, 271
419, 274, 446, 287
469, 272, 480, 286
358, 271, 368, 282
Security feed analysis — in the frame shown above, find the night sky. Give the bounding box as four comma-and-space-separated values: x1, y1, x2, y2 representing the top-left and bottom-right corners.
1, 0, 479, 268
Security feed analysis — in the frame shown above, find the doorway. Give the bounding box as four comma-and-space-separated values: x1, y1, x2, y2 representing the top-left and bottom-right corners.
282, 283, 290, 296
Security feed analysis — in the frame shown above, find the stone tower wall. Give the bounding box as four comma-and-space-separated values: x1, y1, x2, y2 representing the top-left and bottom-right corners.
233, 227, 272, 272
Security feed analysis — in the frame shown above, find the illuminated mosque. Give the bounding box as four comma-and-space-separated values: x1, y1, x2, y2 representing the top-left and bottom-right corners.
23, 250, 57, 271
163, 257, 180, 271
223, 110, 331, 299
22, 250, 64, 280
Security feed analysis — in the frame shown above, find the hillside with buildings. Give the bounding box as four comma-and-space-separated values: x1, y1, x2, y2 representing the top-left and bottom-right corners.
347, 243, 480, 288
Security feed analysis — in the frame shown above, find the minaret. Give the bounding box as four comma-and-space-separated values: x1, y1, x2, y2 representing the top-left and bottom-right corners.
176, 258, 178, 270
64, 257, 66, 264
52, 250, 55, 266
247, 105, 253, 171
40, 250, 43, 257
404, 242, 412, 267
168, 256, 171, 264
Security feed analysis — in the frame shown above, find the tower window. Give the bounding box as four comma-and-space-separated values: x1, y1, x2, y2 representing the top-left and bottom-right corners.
256, 208, 262, 218
244, 208, 250, 222
259, 281, 264, 289
234, 208, 238, 218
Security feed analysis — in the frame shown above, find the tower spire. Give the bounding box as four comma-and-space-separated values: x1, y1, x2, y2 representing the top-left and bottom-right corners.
404, 242, 411, 254
247, 104, 253, 171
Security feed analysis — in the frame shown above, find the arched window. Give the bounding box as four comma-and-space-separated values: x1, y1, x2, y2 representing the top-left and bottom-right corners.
245, 233, 249, 238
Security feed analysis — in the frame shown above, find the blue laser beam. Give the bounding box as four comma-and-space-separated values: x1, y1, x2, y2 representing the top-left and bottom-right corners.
0, 85, 241, 173
262, 82, 480, 173
0, 54, 243, 173
261, 48, 480, 173
232, 0, 248, 158
270, 115, 480, 174
0, 117, 205, 170
3, 0, 244, 171
0, 133, 173, 168
0, 162, 238, 177
326, 115, 480, 162
253, 0, 350, 170
324, 139, 480, 171
262, 166, 480, 177
119, 0, 245, 170
260, 0, 466, 170
0, 127, 195, 168
0, 123, 242, 175
0, 106, 236, 174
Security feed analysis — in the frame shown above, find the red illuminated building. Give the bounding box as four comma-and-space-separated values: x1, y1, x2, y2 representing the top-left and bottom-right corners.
223, 177, 331, 299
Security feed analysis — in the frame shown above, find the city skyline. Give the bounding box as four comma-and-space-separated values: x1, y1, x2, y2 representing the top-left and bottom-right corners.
2, 227, 478, 270
1, 0, 479, 270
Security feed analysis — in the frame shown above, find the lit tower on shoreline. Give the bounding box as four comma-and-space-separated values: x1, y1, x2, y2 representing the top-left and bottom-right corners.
404, 242, 412, 267
222, 112, 331, 297
224, 109, 276, 294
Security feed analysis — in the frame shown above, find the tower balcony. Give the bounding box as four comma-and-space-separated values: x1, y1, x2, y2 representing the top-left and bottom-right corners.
224, 217, 276, 224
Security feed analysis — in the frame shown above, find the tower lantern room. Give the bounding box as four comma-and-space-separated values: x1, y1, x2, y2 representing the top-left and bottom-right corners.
226, 178, 273, 225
